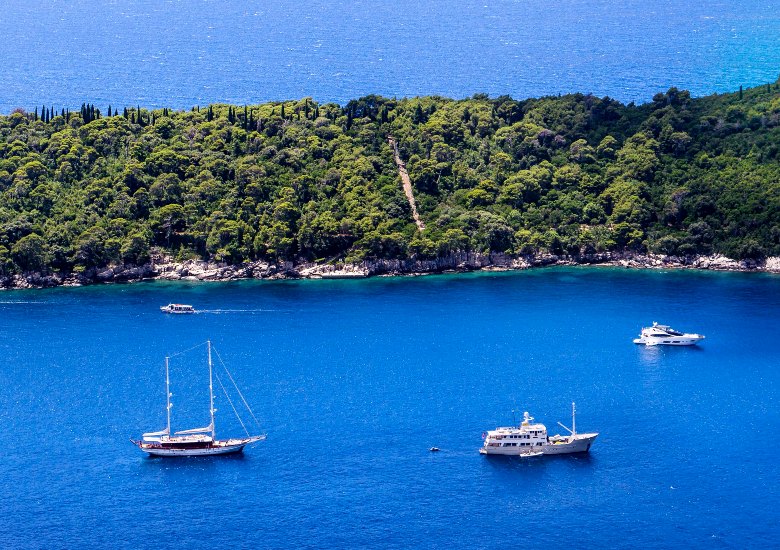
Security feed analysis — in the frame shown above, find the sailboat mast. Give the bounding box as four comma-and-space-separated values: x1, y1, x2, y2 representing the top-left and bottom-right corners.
208, 340, 215, 440
165, 356, 172, 436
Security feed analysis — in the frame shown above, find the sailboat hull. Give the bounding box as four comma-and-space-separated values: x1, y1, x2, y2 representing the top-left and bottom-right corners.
133, 436, 266, 457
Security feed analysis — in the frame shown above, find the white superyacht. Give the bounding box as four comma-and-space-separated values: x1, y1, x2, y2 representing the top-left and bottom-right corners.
633, 322, 705, 346
480, 403, 598, 457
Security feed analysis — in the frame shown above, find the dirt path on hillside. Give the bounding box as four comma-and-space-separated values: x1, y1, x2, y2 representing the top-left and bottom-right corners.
388, 136, 425, 231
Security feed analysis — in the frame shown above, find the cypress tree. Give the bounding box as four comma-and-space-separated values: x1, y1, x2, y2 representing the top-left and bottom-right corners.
61, 108, 65, 118
739, 85, 743, 100
280, 103, 285, 119
131, 112, 135, 124
34, 107, 38, 121
123, 107, 128, 118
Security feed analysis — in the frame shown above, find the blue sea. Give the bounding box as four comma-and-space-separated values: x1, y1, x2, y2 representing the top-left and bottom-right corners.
0, 268, 778, 548
1, 0, 780, 112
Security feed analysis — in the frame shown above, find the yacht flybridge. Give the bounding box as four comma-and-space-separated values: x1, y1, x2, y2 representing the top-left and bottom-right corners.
131, 341, 265, 457
633, 322, 705, 346
480, 403, 598, 457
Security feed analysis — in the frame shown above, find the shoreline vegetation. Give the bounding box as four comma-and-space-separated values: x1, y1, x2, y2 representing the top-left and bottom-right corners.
2, 81, 780, 289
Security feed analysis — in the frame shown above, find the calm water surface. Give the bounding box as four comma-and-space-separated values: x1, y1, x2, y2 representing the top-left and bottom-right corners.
0, 268, 778, 548
1, 0, 779, 111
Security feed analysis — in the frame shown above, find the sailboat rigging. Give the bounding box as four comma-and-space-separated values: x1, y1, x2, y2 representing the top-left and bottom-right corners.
131, 340, 266, 457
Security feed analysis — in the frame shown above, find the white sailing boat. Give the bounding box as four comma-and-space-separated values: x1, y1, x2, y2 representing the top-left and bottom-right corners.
132, 341, 266, 457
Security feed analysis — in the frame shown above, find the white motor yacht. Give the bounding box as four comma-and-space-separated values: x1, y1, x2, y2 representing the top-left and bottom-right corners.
633, 322, 705, 346
160, 303, 195, 314
480, 403, 598, 457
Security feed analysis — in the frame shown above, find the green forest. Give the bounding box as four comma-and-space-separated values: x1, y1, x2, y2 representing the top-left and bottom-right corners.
1, 81, 779, 278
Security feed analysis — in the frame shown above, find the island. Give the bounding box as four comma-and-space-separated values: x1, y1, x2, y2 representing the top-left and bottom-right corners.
1, 83, 779, 288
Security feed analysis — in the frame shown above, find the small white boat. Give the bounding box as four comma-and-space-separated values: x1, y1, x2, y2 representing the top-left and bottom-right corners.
480, 403, 598, 457
633, 322, 705, 346
160, 303, 195, 314
320, 271, 368, 279
132, 341, 265, 457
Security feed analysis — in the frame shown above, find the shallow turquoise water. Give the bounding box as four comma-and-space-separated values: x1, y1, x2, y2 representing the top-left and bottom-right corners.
0, 268, 778, 548
1, 0, 779, 111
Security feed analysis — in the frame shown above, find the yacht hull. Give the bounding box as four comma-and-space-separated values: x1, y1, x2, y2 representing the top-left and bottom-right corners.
479, 447, 544, 457
541, 433, 598, 454
634, 336, 703, 346
133, 436, 266, 457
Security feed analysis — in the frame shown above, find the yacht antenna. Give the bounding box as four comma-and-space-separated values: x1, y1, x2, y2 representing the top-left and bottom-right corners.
208, 340, 216, 440
572, 401, 576, 436
165, 356, 172, 437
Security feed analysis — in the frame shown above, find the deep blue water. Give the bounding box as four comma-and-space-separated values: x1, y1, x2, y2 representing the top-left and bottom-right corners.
1, 0, 780, 113
0, 268, 778, 548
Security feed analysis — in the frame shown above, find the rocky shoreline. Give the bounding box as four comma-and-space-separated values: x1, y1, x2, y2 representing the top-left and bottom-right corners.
2, 252, 779, 290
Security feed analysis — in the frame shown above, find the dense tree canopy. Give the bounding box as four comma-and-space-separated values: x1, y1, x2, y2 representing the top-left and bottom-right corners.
1, 82, 779, 276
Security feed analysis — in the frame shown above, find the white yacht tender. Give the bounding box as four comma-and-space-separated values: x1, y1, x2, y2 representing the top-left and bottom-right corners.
633, 322, 705, 346
480, 403, 598, 457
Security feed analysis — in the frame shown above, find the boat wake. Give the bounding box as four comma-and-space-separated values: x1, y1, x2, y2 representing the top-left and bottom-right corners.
195, 309, 289, 314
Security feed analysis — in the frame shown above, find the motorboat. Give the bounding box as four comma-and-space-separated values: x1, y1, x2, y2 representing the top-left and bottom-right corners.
131, 340, 265, 457
633, 322, 705, 346
480, 403, 598, 456
160, 303, 195, 314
